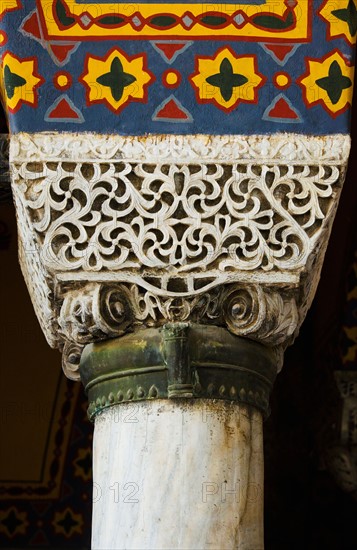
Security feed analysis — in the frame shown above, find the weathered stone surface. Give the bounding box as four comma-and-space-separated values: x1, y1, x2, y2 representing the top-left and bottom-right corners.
10, 132, 350, 378
92, 400, 264, 550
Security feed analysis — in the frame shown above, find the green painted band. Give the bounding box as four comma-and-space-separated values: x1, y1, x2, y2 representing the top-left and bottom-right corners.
80, 323, 277, 420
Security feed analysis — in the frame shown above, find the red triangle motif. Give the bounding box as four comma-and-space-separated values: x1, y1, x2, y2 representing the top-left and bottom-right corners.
48, 98, 82, 120
31, 502, 52, 516
264, 44, 295, 63
155, 98, 190, 120
61, 481, 74, 500
153, 42, 188, 62
49, 43, 77, 64
268, 97, 299, 119
22, 12, 42, 41
30, 530, 49, 546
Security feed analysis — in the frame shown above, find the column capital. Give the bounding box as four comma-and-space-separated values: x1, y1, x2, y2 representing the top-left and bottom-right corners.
10, 132, 350, 380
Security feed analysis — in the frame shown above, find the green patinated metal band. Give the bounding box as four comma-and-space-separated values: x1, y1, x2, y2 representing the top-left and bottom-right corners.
80, 323, 277, 420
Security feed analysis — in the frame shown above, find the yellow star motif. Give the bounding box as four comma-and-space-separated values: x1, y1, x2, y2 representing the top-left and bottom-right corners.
0, 507, 29, 538
190, 47, 265, 113
319, 0, 357, 45
81, 48, 154, 114
53, 508, 83, 538
342, 327, 357, 363
0, 1, 21, 20
299, 50, 354, 117
0, 52, 43, 113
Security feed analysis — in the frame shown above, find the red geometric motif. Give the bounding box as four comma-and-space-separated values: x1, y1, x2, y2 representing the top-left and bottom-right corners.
46, 97, 83, 122
268, 97, 299, 119
152, 42, 189, 62
263, 44, 296, 63
155, 98, 189, 120
49, 44, 78, 64
21, 11, 41, 41
29, 530, 49, 546
152, 96, 192, 122
48, 98, 75, 119
20, 9, 80, 66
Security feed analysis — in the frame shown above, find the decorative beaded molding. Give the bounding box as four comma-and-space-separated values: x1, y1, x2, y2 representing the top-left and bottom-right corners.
80, 324, 277, 419
9, 132, 350, 379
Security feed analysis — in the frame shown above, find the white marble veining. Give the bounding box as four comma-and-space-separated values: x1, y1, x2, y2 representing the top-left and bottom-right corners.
92, 399, 264, 550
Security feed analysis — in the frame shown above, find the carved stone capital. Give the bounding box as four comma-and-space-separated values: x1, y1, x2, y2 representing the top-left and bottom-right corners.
10, 132, 350, 382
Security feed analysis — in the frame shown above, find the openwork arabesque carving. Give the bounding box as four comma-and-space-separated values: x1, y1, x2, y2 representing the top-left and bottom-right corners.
10, 133, 349, 379
14, 160, 339, 276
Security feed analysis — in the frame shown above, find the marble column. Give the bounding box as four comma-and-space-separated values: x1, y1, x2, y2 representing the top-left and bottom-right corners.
92, 401, 263, 550
81, 324, 275, 550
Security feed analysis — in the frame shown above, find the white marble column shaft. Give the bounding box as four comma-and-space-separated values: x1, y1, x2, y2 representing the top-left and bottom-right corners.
92, 399, 264, 550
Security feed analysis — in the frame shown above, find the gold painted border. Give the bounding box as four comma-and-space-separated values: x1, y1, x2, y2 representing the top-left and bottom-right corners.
37, 0, 310, 41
